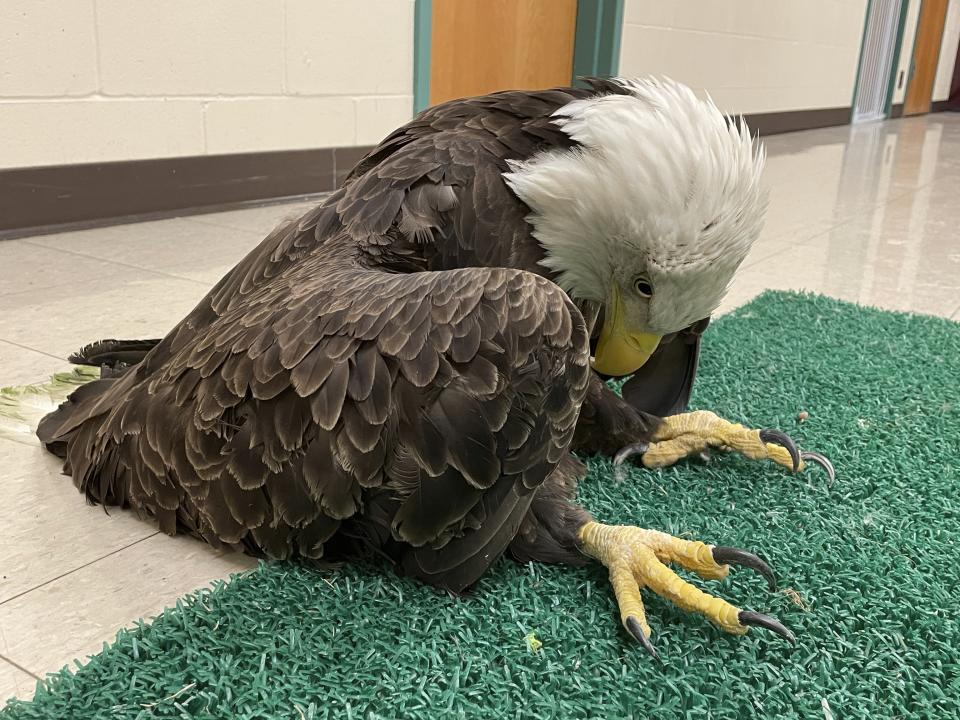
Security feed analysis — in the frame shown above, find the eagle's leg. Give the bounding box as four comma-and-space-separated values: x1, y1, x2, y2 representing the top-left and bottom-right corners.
576, 521, 794, 655
613, 410, 835, 482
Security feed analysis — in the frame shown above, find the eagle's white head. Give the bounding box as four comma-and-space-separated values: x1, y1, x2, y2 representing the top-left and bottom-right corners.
504, 77, 767, 376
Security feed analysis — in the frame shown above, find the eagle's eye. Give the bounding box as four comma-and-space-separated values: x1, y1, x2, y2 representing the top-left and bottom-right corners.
633, 277, 653, 298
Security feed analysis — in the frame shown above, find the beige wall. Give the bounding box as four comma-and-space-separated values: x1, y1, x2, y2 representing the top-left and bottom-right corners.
0, 0, 414, 170
618, 0, 869, 115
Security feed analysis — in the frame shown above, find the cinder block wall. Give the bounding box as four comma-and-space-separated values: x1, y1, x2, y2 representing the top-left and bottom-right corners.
617, 0, 870, 115
0, 0, 415, 169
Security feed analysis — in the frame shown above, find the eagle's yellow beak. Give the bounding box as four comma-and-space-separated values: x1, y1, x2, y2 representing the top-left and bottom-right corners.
591, 286, 661, 377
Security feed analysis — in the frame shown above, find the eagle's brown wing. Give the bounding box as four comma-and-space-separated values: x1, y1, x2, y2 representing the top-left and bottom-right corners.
337, 87, 585, 273
337, 84, 708, 424
39, 207, 591, 590
38, 84, 627, 589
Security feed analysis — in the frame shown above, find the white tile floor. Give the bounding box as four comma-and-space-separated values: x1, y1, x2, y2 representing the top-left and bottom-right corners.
2, 113, 959, 702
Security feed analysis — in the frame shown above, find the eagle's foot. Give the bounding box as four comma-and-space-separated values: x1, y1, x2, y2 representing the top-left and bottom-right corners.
613, 410, 834, 481
577, 521, 794, 656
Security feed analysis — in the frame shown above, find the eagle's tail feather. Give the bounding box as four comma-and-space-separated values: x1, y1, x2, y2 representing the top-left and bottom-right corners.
68, 338, 162, 371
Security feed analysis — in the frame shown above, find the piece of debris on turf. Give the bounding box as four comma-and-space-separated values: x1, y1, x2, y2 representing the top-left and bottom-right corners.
821, 698, 835, 720
797, 410, 809, 423
781, 587, 809, 611
525, 631, 543, 654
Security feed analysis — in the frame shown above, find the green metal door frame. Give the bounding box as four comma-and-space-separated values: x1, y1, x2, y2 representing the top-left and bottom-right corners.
572, 0, 625, 84
412, 0, 625, 113
413, 0, 433, 113
884, 0, 912, 115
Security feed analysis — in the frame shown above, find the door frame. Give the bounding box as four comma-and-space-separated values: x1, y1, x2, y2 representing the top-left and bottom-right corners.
412, 0, 625, 113
572, 0, 625, 85
884, 0, 912, 116
413, 0, 433, 113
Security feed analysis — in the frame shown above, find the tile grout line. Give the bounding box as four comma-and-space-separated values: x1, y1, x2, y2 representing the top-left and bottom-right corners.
91, 0, 103, 93
742, 181, 930, 272
180, 197, 328, 235
0, 337, 66, 363
15, 239, 214, 288
741, 220, 853, 271
281, 0, 289, 94
178, 216, 283, 235
0, 532, 161, 608
0, 654, 42, 682
178, 195, 328, 233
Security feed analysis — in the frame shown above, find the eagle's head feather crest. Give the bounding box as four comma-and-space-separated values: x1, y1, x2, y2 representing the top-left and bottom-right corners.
505, 76, 767, 336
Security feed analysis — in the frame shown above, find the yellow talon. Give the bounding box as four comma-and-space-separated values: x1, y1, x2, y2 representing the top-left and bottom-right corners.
642, 410, 803, 472
577, 521, 795, 653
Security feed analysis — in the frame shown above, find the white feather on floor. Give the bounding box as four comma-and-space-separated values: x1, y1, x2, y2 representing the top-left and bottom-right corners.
0, 367, 99, 445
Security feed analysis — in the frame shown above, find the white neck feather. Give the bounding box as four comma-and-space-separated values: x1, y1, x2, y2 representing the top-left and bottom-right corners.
504, 77, 768, 329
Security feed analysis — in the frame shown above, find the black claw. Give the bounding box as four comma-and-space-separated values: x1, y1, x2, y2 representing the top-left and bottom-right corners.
712, 546, 777, 591
625, 616, 657, 657
613, 442, 649, 482
801, 451, 836, 483
759, 428, 801, 472
738, 610, 796, 643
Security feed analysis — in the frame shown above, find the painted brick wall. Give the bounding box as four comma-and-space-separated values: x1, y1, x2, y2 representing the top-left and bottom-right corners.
0, 0, 415, 169
617, 0, 870, 115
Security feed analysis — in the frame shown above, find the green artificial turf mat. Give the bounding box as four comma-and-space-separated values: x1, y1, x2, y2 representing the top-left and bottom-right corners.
4, 291, 959, 719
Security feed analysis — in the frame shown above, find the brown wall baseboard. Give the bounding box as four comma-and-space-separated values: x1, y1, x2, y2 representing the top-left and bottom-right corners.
0, 146, 373, 239
890, 100, 957, 118
743, 106, 852, 136
1, 104, 861, 239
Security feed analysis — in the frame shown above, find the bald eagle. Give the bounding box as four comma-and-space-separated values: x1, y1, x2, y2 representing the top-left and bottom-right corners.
38, 77, 831, 654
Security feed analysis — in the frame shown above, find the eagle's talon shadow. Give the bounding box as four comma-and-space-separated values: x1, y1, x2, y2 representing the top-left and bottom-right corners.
612, 441, 648, 483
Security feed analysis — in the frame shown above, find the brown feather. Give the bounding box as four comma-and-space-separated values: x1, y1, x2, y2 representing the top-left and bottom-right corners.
309, 361, 349, 431
302, 435, 361, 519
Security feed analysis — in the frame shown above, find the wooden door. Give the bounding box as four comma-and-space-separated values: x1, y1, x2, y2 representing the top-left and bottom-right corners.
904, 0, 949, 115
429, 0, 577, 107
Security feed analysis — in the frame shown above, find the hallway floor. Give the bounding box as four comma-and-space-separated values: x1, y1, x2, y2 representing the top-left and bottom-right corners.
2, 113, 959, 701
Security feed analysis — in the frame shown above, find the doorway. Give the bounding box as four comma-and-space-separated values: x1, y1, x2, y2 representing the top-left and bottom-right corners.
904, 0, 950, 115
427, 0, 577, 107
413, 0, 624, 112
853, 0, 905, 123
